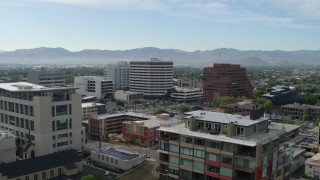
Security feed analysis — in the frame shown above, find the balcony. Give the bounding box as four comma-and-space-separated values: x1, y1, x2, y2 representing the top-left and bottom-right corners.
234, 157, 256, 173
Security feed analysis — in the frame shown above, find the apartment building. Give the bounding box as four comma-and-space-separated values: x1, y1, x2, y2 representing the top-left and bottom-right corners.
27, 70, 66, 87
157, 110, 289, 180
0, 129, 16, 163
0, 82, 83, 157
281, 103, 320, 120
170, 87, 203, 102
88, 112, 149, 140
105, 61, 130, 90
219, 100, 263, 116
74, 76, 113, 100
203, 64, 253, 102
130, 58, 173, 98
81, 102, 106, 121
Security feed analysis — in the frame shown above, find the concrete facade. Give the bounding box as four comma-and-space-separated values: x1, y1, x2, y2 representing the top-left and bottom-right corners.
74, 76, 113, 100
27, 70, 66, 87
114, 90, 143, 102
0, 82, 84, 157
105, 61, 129, 90
0, 130, 16, 163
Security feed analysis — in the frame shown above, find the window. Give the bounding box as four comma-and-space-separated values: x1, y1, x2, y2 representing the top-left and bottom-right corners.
236, 126, 244, 136
56, 105, 68, 116
206, 153, 220, 161
111, 158, 113, 163
115, 160, 118, 164
30, 106, 34, 116
20, 104, 24, 114
169, 166, 179, 175
25, 119, 29, 129
180, 147, 193, 156
58, 168, 62, 175
52, 135, 56, 140
169, 155, 179, 164
50, 170, 54, 177
56, 119, 68, 130
57, 141, 68, 147
25, 176, 29, 180
25, 105, 29, 115
195, 138, 205, 146
193, 160, 204, 170
221, 156, 233, 164
169, 144, 179, 153
180, 136, 193, 144
206, 140, 220, 149
69, 104, 72, 114
52, 106, 55, 117
102, 156, 104, 160
206, 165, 219, 173
30, 121, 34, 131
34, 174, 38, 180
42, 172, 46, 179
180, 158, 192, 167
69, 118, 72, 129
222, 143, 233, 152
0, 113, 3, 123
52, 121, 55, 131
220, 167, 232, 177
8, 102, 14, 112
194, 149, 205, 158
57, 133, 68, 139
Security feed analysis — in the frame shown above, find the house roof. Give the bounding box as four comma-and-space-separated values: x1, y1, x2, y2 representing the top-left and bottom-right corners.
0, 150, 81, 178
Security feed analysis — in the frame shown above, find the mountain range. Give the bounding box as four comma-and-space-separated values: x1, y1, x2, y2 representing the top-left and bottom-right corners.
0, 47, 319, 66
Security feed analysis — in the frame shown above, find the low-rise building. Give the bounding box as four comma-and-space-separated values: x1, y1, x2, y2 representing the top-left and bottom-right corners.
88, 112, 149, 140
157, 110, 292, 180
170, 87, 203, 102
281, 103, 320, 120
81, 102, 106, 121
122, 114, 180, 146
91, 147, 145, 171
0, 149, 82, 180
114, 90, 143, 102
219, 100, 263, 116
305, 153, 320, 179
74, 76, 113, 100
0, 129, 16, 164
262, 86, 299, 106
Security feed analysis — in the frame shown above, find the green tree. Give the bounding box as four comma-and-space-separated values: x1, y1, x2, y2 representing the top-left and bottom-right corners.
224, 107, 232, 114
314, 118, 320, 126
213, 96, 245, 107
177, 104, 190, 114
256, 97, 268, 104
154, 108, 168, 114
283, 117, 295, 124
263, 99, 274, 111
81, 175, 95, 180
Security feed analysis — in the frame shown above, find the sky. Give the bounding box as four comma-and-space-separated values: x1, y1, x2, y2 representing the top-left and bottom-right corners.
0, 0, 320, 51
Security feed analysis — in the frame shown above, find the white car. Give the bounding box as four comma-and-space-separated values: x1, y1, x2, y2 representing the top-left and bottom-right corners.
105, 171, 110, 176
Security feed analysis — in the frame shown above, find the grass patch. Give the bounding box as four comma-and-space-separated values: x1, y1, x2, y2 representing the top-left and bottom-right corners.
118, 161, 158, 180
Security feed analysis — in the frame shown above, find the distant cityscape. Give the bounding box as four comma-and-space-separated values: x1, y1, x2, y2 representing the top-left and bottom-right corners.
1, 58, 320, 180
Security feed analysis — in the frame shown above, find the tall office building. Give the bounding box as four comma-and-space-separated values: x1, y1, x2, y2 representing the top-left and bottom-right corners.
158, 110, 295, 180
105, 61, 129, 90
0, 82, 83, 158
74, 76, 113, 100
203, 64, 252, 102
27, 70, 66, 87
130, 58, 173, 98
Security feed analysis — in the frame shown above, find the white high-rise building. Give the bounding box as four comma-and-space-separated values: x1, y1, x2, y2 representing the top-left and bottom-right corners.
27, 70, 66, 87
74, 76, 113, 100
130, 58, 173, 98
105, 61, 129, 90
0, 82, 83, 157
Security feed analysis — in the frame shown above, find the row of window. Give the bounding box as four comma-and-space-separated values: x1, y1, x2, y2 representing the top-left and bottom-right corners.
0, 113, 35, 131
52, 104, 72, 117
16, 168, 61, 180
97, 154, 118, 164
0, 101, 34, 116
52, 119, 72, 131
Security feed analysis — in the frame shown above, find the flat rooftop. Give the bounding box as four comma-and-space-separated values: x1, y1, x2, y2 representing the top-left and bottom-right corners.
268, 122, 300, 133
124, 117, 181, 128
158, 122, 284, 146
0, 129, 15, 140
93, 147, 140, 160
81, 102, 105, 108
94, 112, 151, 120
0, 82, 77, 92
184, 110, 268, 126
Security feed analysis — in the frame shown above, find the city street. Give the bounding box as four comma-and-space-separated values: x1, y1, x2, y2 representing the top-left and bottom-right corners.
84, 140, 159, 161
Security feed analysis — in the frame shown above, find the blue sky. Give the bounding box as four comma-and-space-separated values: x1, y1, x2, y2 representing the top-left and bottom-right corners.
0, 0, 320, 51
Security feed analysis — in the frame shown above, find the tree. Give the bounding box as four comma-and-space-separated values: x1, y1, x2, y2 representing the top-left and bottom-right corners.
81, 175, 95, 180
89, 171, 105, 180
283, 117, 295, 124
213, 96, 245, 107
224, 107, 232, 114
256, 97, 268, 104
314, 118, 320, 126
177, 104, 190, 114
263, 99, 274, 111
154, 108, 168, 114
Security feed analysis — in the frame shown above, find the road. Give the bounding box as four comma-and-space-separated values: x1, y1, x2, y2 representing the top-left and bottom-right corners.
85, 140, 159, 161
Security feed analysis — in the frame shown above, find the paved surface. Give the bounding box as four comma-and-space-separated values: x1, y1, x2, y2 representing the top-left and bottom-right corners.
85, 140, 159, 161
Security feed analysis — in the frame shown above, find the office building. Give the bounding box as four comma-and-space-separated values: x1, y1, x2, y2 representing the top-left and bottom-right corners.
130, 58, 173, 98
170, 87, 203, 102
105, 61, 130, 90
0, 82, 83, 158
114, 90, 143, 102
81, 102, 106, 121
0, 149, 82, 180
0, 129, 16, 164
203, 64, 253, 102
262, 86, 299, 106
88, 112, 149, 140
158, 110, 289, 180
27, 70, 66, 87
91, 147, 145, 171
281, 103, 320, 120
74, 76, 113, 100
173, 77, 202, 89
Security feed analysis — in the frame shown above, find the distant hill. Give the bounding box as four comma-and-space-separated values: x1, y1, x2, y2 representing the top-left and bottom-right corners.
0, 47, 319, 66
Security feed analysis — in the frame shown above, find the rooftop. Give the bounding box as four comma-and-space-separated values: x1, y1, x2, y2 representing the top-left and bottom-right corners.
306, 153, 320, 166
0, 82, 76, 92
0, 149, 81, 178
93, 112, 150, 120
81, 102, 105, 108
184, 110, 268, 126
124, 117, 181, 128
115, 90, 143, 95
268, 122, 300, 133
0, 129, 15, 140
93, 147, 141, 160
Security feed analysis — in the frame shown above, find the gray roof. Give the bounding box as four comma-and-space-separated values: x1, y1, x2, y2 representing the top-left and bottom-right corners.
184, 110, 268, 126
94, 147, 140, 160
0, 82, 77, 92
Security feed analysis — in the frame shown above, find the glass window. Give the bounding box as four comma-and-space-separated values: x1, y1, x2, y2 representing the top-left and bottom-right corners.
169, 144, 179, 153
57, 141, 68, 147
222, 142, 233, 152
30, 106, 34, 116
180, 158, 192, 167
221, 156, 233, 164
236, 126, 244, 136
180, 136, 193, 144
20, 118, 24, 128
52, 106, 55, 117
56, 105, 68, 116
25, 105, 29, 115
20, 104, 24, 114
193, 160, 204, 170
30, 121, 34, 131
206, 165, 219, 173
57, 133, 68, 139
25, 119, 29, 129
69, 104, 72, 114
194, 149, 205, 158
56, 119, 68, 130
52, 121, 55, 131
16, 117, 20, 127
180, 147, 193, 156
220, 167, 232, 177
206, 140, 220, 149
206, 153, 220, 161
169, 155, 179, 164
